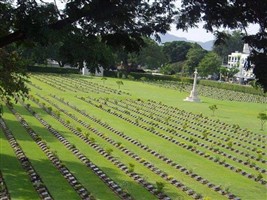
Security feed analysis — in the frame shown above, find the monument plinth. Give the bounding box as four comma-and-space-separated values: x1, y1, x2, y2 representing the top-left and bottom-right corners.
184, 69, 201, 102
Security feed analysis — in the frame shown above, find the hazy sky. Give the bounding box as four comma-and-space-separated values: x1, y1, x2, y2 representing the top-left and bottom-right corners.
168, 23, 259, 42
169, 24, 215, 42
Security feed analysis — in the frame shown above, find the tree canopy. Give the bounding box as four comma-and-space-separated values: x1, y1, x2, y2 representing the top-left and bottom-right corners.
163, 41, 192, 63
134, 38, 167, 69
198, 52, 221, 77
184, 43, 207, 75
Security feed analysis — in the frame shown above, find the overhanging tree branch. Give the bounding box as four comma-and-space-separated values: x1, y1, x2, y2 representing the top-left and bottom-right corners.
0, 6, 89, 48
0, 31, 26, 48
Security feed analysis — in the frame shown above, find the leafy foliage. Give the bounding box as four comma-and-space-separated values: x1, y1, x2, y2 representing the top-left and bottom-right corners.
113, 38, 167, 70
257, 113, 267, 130
198, 52, 221, 77
0, 49, 29, 103
134, 39, 167, 69
219, 66, 239, 82
0, 0, 176, 51
26, 66, 79, 74
156, 182, 165, 193
160, 62, 184, 75
209, 105, 218, 116
199, 80, 266, 96
0, 104, 3, 117
184, 43, 207, 75
116, 81, 124, 89
163, 41, 192, 63
58, 32, 115, 71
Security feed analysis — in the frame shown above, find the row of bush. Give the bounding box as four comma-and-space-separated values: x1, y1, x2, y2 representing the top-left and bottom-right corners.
27, 66, 80, 74
104, 70, 195, 84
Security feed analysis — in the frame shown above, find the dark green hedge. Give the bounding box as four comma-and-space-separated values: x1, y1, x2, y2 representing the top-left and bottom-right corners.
103, 70, 118, 78
128, 72, 195, 84
27, 66, 80, 74
199, 80, 266, 96
129, 72, 178, 81
103, 71, 195, 83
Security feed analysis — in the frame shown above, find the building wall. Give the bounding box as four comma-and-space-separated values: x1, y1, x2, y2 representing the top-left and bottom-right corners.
227, 44, 254, 80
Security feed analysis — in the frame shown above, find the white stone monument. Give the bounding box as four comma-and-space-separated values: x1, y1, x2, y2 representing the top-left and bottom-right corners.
82, 67, 89, 75
184, 69, 201, 102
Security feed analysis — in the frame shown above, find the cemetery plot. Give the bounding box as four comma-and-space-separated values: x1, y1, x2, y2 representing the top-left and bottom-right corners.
4, 103, 129, 200
7, 103, 93, 200
39, 94, 243, 199
12, 98, 162, 200
0, 128, 40, 200
31, 73, 131, 96
0, 118, 54, 200
1, 73, 266, 200
80, 97, 267, 184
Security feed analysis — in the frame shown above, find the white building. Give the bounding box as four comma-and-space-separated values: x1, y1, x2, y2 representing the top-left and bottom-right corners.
227, 43, 254, 82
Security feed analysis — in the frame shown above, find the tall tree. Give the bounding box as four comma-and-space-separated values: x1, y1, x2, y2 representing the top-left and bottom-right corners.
198, 52, 221, 77
114, 38, 168, 70
163, 41, 192, 63
176, 0, 267, 91
184, 43, 207, 75
58, 30, 115, 72
135, 38, 167, 69
160, 61, 184, 75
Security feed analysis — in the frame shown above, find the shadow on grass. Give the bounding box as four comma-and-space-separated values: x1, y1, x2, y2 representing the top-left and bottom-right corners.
0, 153, 39, 200
2, 104, 67, 143
1, 149, 162, 200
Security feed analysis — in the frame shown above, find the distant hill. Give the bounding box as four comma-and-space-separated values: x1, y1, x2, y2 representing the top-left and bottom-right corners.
158, 33, 214, 51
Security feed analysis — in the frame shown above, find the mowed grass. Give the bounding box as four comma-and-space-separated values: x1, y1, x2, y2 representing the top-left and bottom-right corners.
2, 106, 81, 200
1, 73, 266, 200
0, 129, 39, 200
12, 103, 122, 200
15, 101, 155, 200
